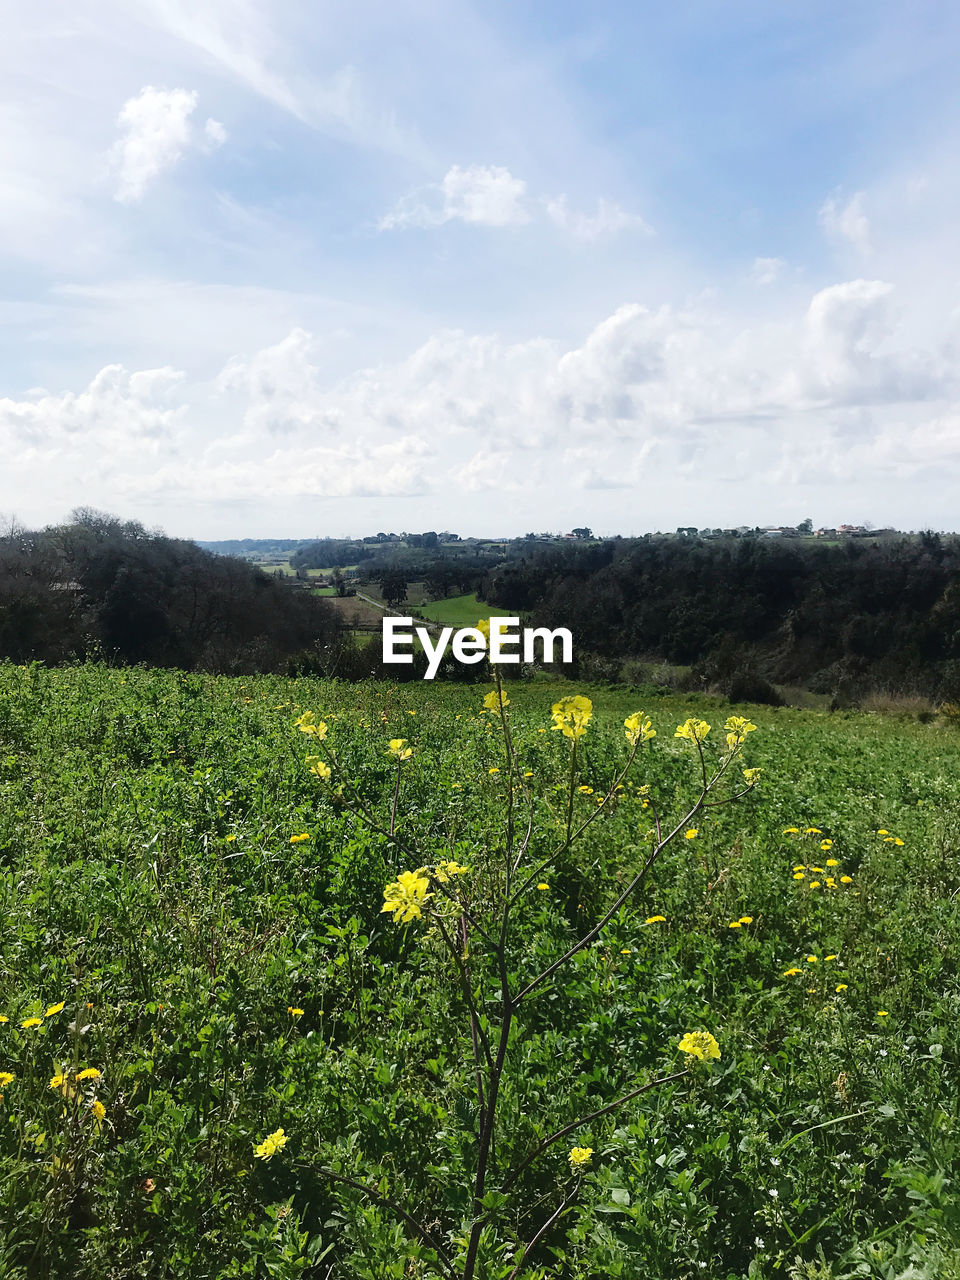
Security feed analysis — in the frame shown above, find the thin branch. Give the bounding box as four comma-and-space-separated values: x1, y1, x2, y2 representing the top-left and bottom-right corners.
505, 1192, 578, 1280
319, 1169, 457, 1280
503, 1068, 690, 1191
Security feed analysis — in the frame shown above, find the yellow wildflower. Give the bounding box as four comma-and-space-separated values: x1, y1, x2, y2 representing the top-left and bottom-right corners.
0, 1072, 13, 1087
724, 715, 757, 749
877, 829, 889, 835
381, 870, 431, 924
568, 1146, 594, 1170
806, 955, 817, 963
809, 866, 824, 873
893, 838, 904, 846
684, 828, 698, 839
792, 872, 805, 880
645, 915, 666, 924
288, 1007, 304, 1019
739, 916, 754, 924
475, 619, 491, 640
550, 695, 593, 740
877, 1010, 889, 1017
825, 858, 839, 867
624, 712, 656, 745
254, 1128, 289, 1160
289, 833, 311, 844
824, 955, 838, 961
90, 1099, 106, 1122
536, 883, 549, 891
577, 785, 594, 794
0, 1016, 8, 1023
50, 1073, 69, 1090
44, 1002, 65, 1018
728, 921, 742, 929
678, 1030, 721, 1061
75, 1068, 102, 1081
20, 1017, 42, 1029
783, 968, 802, 976
675, 718, 711, 743
483, 690, 508, 712
742, 767, 762, 784
808, 881, 821, 888
305, 756, 331, 781
435, 860, 470, 883
387, 739, 413, 761
805, 827, 822, 834
783, 827, 800, 835
489, 767, 500, 775
793, 865, 807, 872
820, 840, 833, 850
835, 984, 848, 992
295, 711, 328, 739
840, 875, 853, 884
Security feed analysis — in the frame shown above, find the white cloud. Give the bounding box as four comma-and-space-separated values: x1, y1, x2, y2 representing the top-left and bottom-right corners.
819, 190, 872, 255
380, 164, 531, 230
381, 164, 650, 238
109, 86, 224, 204
751, 256, 786, 285
543, 196, 652, 241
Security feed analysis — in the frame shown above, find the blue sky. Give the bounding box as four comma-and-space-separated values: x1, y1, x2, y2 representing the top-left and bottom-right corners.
2, 0, 959, 536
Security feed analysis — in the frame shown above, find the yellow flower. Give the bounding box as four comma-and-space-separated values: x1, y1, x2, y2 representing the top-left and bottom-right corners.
783, 968, 802, 976
44, 1002, 65, 1018
75, 1068, 102, 1081
825, 878, 836, 887
792, 872, 805, 880
620, 949, 633, 954
728, 921, 742, 929
893, 838, 904, 846
645, 915, 666, 924
793, 864, 807, 872
305, 755, 332, 780
739, 916, 754, 924
820, 840, 833, 850
381, 870, 431, 924
824, 954, 838, 961
678, 1030, 721, 1061
840, 875, 853, 884
550, 695, 593, 740
675, 718, 710, 743
809, 866, 824, 873
50, 1073, 69, 1090
387, 739, 413, 761
483, 690, 508, 711
20, 1017, 42, 1029
537, 883, 550, 891
577, 785, 594, 794
0, 1016, 8, 1023
742, 767, 762, 784
289, 833, 311, 844
877, 829, 889, 835
624, 712, 656, 745
435, 860, 470, 883
254, 1128, 289, 1160
782, 827, 800, 835
805, 827, 822, 835
835, 984, 848, 992
684, 828, 698, 839
288, 1007, 304, 1018
475, 619, 491, 640
825, 858, 839, 867
0, 1072, 13, 1087
90, 1099, 106, 1122
877, 1010, 889, 1017
488, 767, 500, 775
806, 955, 817, 963
724, 715, 757, 749
295, 712, 328, 739
568, 1146, 594, 1170
808, 881, 821, 888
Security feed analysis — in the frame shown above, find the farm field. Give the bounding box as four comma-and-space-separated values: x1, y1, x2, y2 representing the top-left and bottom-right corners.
0, 662, 959, 1278
416, 594, 522, 628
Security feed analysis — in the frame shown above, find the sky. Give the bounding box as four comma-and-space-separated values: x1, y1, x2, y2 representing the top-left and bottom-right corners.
2, 0, 960, 539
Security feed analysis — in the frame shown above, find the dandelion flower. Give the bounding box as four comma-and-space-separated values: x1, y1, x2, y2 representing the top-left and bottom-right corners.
684, 828, 698, 839
645, 915, 666, 924
50, 1072, 69, 1090
820, 840, 833, 850
20, 1017, 42, 1029
488, 767, 500, 775
877, 1010, 889, 1018
728, 921, 742, 929
792, 872, 805, 880
620, 949, 632, 954
824, 955, 838, 961
805, 827, 822, 835
877, 829, 889, 836
840, 875, 853, 884
44, 1002, 65, 1018
75, 1068, 102, 1081
91, 1099, 106, 1122
254, 1128, 289, 1160
287, 1007, 304, 1019
782, 827, 800, 835
835, 984, 848, 992
0, 1072, 13, 1087
783, 968, 802, 976
289, 833, 310, 844
806, 955, 818, 963
808, 880, 821, 888
825, 859, 839, 867
739, 916, 754, 925
678, 1030, 721, 1061
577, 785, 594, 794
0, 1016, 7, 1024
536, 883, 549, 891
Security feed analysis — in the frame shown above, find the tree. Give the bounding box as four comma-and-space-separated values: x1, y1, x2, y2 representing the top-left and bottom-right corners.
571, 527, 593, 540
381, 571, 408, 606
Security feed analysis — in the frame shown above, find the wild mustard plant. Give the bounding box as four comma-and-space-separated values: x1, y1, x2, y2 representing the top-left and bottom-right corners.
294, 652, 760, 1278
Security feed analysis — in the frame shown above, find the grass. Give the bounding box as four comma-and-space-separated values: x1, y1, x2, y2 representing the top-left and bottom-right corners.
0, 662, 958, 1277
417, 592, 522, 628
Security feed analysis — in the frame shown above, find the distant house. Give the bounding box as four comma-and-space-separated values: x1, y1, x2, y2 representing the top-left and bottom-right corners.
814, 528, 837, 538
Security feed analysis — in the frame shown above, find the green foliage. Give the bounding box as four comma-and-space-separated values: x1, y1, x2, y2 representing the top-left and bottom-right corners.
0, 662, 958, 1277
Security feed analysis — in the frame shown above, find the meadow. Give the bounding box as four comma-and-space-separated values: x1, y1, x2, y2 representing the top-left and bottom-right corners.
0, 661, 958, 1279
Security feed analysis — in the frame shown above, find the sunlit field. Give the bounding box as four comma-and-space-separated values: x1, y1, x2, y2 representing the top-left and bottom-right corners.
1, 661, 958, 1279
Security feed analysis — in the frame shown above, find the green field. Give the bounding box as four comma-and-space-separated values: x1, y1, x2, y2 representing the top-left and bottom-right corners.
1, 662, 959, 1277
417, 593, 522, 628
